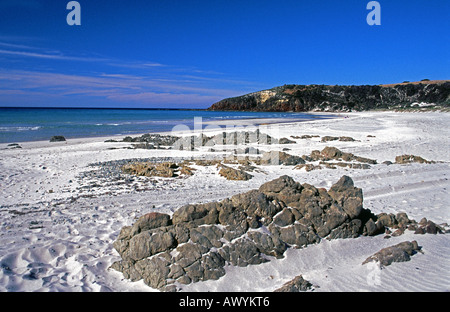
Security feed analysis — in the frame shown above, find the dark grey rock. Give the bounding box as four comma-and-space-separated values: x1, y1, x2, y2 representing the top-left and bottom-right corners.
415, 220, 442, 234
328, 176, 363, 219
279, 137, 296, 144
259, 151, 305, 166
321, 136, 339, 142
273, 208, 294, 227
339, 136, 356, 142
274, 275, 313, 292
219, 238, 267, 267
362, 241, 421, 267
247, 231, 287, 258
127, 231, 175, 261
396, 212, 410, 226
327, 219, 362, 239
189, 225, 224, 249
376, 213, 397, 228
130, 212, 171, 236
50, 135, 66, 142
172, 204, 215, 225
363, 218, 378, 236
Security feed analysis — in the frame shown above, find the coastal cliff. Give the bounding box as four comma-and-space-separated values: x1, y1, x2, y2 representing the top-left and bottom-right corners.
208, 80, 450, 112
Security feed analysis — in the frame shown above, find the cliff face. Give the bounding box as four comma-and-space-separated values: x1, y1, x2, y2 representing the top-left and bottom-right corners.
208, 81, 450, 112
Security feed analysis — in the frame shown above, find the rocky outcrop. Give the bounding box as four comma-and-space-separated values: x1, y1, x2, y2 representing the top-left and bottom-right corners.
111, 175, 377, 290
294, 146, 376, 171
118, 130, 290, 152
321, 136, 356, 142
208, 81, 450, 112
121, 162, 195, 178
111, 175, 445, 291
362, 241, 421, 267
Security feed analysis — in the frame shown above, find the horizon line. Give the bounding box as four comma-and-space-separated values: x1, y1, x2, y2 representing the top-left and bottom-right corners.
0, 106, 208, 111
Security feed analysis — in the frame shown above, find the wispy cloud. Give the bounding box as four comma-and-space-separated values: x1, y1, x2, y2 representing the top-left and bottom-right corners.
0, 40, 169, 70
109, 62, 167, 69
0, 40, 260, 107
0, 49, 107, 62
0, 69, 246, 106
0, 41, 39, 50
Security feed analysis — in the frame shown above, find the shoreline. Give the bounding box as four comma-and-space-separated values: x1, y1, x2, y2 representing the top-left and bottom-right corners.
0, 113, 340, 147
2, 108, 447, 146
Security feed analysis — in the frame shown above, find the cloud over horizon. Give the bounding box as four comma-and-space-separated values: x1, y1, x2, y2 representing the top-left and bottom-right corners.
0, 40, 259, 108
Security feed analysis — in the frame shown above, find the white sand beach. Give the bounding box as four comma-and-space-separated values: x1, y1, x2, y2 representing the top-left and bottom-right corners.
0, 111, 449, 292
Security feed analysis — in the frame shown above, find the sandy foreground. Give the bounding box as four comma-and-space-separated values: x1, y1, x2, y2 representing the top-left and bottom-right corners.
0, 111, 449, 292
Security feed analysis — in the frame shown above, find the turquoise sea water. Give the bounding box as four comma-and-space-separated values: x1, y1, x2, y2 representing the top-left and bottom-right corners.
0, 108, 335, 143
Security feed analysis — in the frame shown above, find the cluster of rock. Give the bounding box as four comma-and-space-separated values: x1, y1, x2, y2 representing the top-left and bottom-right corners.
119, 145, 438, 183
364, 211, 445, 238
295, 146, 376, 171
362, 241, 422, 267
206, 130, 280, 146
110, 130, 296, 152
306, 146, 377, 164
113, 174, 439, 291
291, 135, 320, 139
106, 133, 182, 149
121, 161, 195, 178
320, 136, 356, 142
122, 133, 180, 148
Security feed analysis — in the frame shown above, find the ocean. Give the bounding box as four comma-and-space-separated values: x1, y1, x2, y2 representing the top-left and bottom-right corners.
0, 108, 335, 143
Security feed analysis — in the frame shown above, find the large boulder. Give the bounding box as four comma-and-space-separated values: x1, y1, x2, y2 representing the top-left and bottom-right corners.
50, 135, 66, 142
328, 175, 363, 219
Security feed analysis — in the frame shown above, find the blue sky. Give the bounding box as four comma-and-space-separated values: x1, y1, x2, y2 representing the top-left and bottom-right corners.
0, 0, 448, 108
